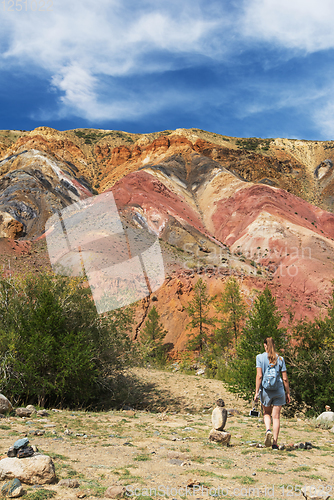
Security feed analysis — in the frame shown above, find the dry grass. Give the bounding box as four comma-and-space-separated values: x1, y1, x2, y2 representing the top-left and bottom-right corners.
1, 367, 334, 499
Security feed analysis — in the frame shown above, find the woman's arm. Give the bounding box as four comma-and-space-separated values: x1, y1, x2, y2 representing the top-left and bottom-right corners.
254, 367, 262, 402
282, 371, 291, 404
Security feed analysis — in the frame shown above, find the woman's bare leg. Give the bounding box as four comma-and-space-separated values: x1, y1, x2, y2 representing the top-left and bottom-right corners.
272, 405, 282, 445
263, 405, 272, 431
262, 405, 273, 446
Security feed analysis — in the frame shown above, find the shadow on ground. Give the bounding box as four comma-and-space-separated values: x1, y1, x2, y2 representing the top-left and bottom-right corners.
99, 371, 191, 413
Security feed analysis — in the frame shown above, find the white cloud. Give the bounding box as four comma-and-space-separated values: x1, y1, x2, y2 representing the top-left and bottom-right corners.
0, 0, 228, 120
1, 0, 334, 128
241, 0, 334, 52
1, 0, 223, 72
51, 65, 97, 111
49, 63, 201, 121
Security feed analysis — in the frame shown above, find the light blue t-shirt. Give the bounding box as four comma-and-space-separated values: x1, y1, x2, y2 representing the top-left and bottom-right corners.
256, 352, 287, 392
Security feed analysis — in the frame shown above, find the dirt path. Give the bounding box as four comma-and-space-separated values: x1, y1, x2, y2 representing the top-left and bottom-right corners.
1, 367, 334, 499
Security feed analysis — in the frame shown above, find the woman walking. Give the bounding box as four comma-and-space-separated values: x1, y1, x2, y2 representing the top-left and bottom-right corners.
254, 337, 290, 449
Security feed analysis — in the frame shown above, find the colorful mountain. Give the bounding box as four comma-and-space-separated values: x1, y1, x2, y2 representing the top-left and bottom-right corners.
1, 127, 334, 350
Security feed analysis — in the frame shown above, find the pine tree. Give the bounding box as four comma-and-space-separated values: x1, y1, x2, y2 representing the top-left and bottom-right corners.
185, 278, 215, 352
215, 277, 246, 346
140, 306, 167, 363
202, 278, 246, 378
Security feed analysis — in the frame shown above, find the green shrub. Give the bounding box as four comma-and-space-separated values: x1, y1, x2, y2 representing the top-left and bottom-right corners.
0, 272, 136, 408
235, 138, 272, 152
286, 312, 334, 415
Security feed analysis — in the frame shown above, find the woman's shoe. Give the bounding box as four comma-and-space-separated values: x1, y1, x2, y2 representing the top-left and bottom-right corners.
265, 430, 273, 447
272, 444, 279, 450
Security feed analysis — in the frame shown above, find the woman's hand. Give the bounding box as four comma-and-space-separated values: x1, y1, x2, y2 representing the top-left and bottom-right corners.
255, 367, 262, 404
282, 371, 291, 404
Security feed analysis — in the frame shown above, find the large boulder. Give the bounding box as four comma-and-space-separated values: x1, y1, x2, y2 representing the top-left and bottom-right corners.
0, 394, 13, 414
316, 411, 334, 424
0, 454, 56, 485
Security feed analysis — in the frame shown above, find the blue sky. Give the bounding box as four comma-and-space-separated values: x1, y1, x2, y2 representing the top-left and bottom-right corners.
1, 0, 334, 140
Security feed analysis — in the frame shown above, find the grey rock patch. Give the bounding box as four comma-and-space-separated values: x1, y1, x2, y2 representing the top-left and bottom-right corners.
13, 438, 29, 450
166, 451, 188, 460
1, 478, 23, 498
168, 459, 184, 466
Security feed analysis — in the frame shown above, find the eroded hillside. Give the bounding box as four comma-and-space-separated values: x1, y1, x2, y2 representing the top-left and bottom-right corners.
1, 127, 334, 350
1, 127, 334, 208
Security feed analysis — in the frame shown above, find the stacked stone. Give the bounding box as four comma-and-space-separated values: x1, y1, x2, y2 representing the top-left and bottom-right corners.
209, 399, 231, 445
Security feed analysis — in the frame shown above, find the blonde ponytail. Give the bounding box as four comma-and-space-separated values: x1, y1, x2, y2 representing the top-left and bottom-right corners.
264, 337, 278, 365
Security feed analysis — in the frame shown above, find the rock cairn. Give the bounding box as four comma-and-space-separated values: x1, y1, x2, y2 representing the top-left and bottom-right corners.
0, 437, 56, 485
209, 399, 231, 445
